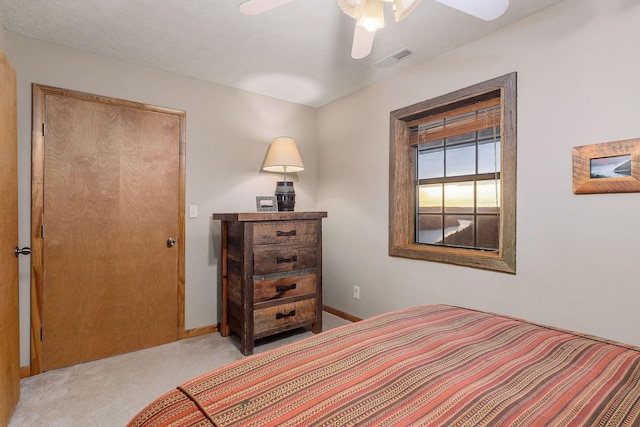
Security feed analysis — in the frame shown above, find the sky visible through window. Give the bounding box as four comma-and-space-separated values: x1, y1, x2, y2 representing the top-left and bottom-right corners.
417, 129, 501, 248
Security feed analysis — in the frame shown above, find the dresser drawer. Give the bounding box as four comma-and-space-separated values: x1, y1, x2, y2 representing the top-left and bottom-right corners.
254, 273, 316, 303
253, 245, 317, 275
253, 221, 318, 246
253, 298, 317, 336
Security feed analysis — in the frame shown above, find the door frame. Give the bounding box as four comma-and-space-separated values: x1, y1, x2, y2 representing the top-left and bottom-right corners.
30, 84, 186, 375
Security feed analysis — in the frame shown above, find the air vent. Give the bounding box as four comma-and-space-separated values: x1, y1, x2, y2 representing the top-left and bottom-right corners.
375, 48, 415, 68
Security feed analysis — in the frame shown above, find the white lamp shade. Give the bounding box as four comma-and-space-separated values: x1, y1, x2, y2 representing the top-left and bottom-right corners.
262, 137, 304, 173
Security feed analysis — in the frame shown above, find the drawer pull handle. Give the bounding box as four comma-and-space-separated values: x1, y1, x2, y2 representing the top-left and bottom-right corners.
276, 283, 297, 292
276, 255, 297, 264
276, 310, 296, 319
276, 230, 297, 237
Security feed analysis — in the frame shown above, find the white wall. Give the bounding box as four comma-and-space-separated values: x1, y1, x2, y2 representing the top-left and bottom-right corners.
5, 34, 319, 366
318, 0, 640, 346
0, 23, 6, 52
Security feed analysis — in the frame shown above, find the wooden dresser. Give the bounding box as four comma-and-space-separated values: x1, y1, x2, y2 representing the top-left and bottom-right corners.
212, 211, 327, 355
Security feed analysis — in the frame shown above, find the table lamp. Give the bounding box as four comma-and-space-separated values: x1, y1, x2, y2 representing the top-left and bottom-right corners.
262, 137, 304, 211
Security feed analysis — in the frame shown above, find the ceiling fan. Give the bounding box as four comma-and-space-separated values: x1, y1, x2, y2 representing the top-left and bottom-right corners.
239, 0, 510, 59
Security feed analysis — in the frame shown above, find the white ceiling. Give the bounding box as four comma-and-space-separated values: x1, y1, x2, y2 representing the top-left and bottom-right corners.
0, 0, 564, 107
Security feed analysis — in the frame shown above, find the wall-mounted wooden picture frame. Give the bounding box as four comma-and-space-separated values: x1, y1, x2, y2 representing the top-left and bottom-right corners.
572, 138, 640, 194
256, 196, 277, 212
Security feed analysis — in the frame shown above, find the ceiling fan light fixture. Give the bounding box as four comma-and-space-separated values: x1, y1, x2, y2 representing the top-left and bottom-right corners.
356, 0, 385, 31
393, 0, 421, 22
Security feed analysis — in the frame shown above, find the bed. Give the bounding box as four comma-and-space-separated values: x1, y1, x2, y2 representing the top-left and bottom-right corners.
127, 304, 640, 426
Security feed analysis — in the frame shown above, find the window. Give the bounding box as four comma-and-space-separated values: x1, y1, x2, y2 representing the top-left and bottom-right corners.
416, 104, 501, 250
389, 73, 516, 273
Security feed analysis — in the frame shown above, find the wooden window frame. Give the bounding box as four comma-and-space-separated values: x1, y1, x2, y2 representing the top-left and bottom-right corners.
389, 73, 517, 273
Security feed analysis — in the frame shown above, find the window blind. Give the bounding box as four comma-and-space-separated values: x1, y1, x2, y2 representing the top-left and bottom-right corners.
408, 97, 501, 146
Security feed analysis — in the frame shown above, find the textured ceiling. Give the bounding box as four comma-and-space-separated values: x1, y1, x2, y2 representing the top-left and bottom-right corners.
0, 0, 564, 107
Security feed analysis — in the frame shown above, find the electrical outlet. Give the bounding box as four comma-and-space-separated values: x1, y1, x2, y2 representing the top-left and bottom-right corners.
353, 285, 360, 300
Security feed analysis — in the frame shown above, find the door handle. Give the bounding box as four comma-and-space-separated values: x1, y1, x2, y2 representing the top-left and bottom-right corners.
15, 247, 31, 257
166, 238, 176, 247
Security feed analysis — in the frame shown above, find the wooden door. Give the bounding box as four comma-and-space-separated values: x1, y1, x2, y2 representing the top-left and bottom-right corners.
0, 49, 20, 425
31, 85, 185, 372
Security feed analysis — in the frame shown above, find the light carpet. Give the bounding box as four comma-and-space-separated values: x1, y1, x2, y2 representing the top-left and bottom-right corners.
9, 312, 350, 427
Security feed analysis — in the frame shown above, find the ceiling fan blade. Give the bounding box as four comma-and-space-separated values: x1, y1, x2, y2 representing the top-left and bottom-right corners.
433, 0, 509, 21
239, 0, 298, 15
338, 0, 362, 19
351, 25, 376, 59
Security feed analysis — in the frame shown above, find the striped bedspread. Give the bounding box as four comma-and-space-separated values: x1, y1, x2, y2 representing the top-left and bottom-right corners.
128, 305, 640, 426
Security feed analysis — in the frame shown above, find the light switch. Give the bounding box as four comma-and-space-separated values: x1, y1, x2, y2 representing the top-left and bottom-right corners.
189, 204, 198, 218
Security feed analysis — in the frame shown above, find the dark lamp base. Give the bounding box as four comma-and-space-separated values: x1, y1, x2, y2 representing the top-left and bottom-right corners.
275, 181, 295, 211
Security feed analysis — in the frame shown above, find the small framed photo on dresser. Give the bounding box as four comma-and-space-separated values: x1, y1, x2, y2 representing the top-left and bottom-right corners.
256, 196, 277, 212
